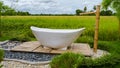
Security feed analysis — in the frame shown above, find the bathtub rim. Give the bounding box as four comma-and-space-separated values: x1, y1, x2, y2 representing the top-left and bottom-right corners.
30, 26, 85, 33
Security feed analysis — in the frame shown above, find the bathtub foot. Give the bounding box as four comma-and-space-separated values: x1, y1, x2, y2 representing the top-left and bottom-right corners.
42, 46, 68, 50
57, 47, 68, 50
67, 46, 71, 49
43, 46, 52, 50
41, 45, 44, 48
41, 44, 70, 50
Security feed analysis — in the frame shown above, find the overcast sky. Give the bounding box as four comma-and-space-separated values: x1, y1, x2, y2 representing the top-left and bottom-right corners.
1, 0, 102, 14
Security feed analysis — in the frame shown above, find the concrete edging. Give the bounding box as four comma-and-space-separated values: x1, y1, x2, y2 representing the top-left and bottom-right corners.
4, 58, 51, 65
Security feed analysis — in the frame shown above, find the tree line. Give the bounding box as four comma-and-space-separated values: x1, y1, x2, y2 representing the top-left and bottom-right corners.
0, 1, 115, 16
0, 1, 30, 16
76, 6, 114, 16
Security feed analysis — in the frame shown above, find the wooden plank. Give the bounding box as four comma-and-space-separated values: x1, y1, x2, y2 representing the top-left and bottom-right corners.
11, 41, 41, 52
71, 43, 93, 56
50, 43, 92, 56
50, 50, 71, 54
33, 46, 52, 53
11, 41, 93, 56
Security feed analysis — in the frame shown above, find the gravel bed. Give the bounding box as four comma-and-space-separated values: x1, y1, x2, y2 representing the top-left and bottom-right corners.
4, 50, 56, 62
0, 40, 22, 50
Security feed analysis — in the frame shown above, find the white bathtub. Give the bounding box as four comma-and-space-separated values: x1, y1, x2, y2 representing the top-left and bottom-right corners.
30, 26, 85, 50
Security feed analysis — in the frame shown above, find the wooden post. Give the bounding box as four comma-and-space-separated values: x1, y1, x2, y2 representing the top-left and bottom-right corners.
118, 18, 120, 40
93, 5, 100, 53
80, 5, 100, 53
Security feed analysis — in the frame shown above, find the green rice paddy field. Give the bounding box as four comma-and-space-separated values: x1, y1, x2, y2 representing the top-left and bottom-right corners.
0, 16, 120, 68
0, 16, 119, 41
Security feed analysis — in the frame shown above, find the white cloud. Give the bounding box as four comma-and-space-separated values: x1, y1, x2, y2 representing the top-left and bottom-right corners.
1, 0, 102, 14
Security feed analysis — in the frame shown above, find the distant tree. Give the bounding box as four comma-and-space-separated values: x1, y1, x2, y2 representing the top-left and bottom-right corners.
113, 13, 116, 16
84, 6, 87, 12
93, 5, 96, 11
100, 10, 106, 16
76, 9, 83, 15
106, 10, 113, 15
25, 12, 30, 15
100, 10, 113, 16
0, 1, 30, 16
90, 10, 94, 12
5, 9, 16, 15
0, 1, 16, 16
102, 0, 120, 39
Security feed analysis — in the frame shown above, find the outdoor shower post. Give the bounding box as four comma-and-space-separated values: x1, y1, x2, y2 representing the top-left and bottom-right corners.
80, 5, 100, 53
93, 5, 100, 53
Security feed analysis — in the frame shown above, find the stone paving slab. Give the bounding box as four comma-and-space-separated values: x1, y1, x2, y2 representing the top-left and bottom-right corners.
11, 41, 92, 56
1, 60, 50, 68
